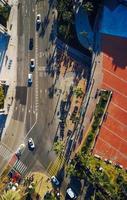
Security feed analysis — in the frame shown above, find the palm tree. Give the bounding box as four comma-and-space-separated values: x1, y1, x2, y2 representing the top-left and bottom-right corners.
59, 25, 67, 37
82, 2, 94, 12
53, 141, 65, 155
0, 190, 21, 200
62, 11, 73, 22
74, 88, 83, 98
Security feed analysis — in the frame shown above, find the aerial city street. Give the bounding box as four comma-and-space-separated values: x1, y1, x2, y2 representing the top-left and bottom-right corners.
0, 0, 127, 199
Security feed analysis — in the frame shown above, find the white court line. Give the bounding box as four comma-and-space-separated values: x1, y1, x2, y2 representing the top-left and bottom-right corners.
102, 125, 127, 144
108, 114, 127, 128
103, 82, 127, 98
99, 137, 127, 161
111, 101, 127, 113
103, 68, 127, 84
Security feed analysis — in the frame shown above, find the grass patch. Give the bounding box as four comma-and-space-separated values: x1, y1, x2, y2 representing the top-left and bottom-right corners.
0, 86, 5, 109
0, 4, 11, 27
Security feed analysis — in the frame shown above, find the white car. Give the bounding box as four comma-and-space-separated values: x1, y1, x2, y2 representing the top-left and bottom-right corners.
15, 144, 25, 157
66, 188, 77, 199
28, 73, 32, 85
51, 176, 60, 186
36, 14, 41, 24
28, 138, 35, 150
30, 59, 35, 69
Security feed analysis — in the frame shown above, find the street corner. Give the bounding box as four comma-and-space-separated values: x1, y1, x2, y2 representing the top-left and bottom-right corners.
29, 171, 62, 199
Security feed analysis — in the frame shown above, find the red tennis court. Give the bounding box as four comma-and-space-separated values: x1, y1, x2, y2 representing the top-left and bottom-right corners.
93, 34, 127, 168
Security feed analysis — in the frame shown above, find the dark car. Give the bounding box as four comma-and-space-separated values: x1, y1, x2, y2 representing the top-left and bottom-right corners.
29, 38, 33, 50
51, 176, 60, 187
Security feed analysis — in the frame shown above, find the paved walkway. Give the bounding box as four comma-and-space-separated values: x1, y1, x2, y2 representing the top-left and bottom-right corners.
56, 38, 91, 66
0, 0, 18, 139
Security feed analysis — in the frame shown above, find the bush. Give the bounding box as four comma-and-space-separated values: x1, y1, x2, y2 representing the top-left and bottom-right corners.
0, 5, 11, 27
0, 86, 5, 109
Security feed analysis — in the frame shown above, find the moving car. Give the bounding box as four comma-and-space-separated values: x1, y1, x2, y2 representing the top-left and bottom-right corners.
51, 176, 60, 187
30, 58, 35, 69
28, 138, 35, 150
29, 38, 33, 50
15, 144, 25, 158
36, 14, 41, 24
28, 74, 32, 86
66, 188, 77, 199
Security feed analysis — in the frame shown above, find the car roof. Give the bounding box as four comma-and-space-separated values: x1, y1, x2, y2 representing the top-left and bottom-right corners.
28, 74, 32, 79
67, 188, 75, 198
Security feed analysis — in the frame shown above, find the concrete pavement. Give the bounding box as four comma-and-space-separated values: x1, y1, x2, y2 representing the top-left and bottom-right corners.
0, 0, 18, 140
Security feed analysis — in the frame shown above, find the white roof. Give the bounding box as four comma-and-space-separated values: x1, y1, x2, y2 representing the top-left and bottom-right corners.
67, 188, 75, 198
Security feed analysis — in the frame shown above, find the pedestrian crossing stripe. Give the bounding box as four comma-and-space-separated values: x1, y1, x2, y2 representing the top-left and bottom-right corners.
47, 155, 65, 176
13, 160, 27, 175
0, 144, 12, 160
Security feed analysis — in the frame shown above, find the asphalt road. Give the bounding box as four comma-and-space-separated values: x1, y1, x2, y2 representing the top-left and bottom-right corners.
0, 0, 58, 174
18, 0, 59, 173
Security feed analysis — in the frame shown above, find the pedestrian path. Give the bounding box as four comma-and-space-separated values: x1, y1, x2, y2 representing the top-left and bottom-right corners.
13, 159, 27, 176
47, 155, 65, 176
0, 143, 12, 159
56, 38, 91, 66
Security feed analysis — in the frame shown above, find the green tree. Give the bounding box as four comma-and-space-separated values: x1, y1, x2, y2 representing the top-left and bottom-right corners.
0, 5, 10, 21
58, 24, 67, 37
66, 163, 76, 177
62, 11, 73, 22
57, 1, 65, 13
0, 86, 4, 109
0, 190, 21, 200
74, 88, 83, 98
82, 2, 94, 12
53, 141, 64, 155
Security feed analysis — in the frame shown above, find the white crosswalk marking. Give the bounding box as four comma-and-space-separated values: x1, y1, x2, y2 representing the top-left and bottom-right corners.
13, 160, 27, 175
0, 144, 12, 159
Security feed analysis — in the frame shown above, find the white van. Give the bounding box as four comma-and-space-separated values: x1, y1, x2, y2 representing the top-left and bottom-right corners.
28, 73, 32, 85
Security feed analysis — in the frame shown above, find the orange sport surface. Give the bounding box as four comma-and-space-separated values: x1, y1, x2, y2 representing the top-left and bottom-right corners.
93, 34, 127, 168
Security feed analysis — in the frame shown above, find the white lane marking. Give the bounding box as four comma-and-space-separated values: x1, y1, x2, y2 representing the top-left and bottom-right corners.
38, 66, 46, 71
35, 5, 39, 115
24, 114, 38, 140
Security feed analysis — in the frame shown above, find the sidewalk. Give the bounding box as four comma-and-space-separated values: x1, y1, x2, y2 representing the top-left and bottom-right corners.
0, 0, 18, 139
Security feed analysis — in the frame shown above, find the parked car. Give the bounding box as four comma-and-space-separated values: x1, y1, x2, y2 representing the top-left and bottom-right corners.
51, 176, 60, 187
8, 59, 12, 69
66, 188, 77, 199
28, 138, 35, 150
36, 14, 41, 24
